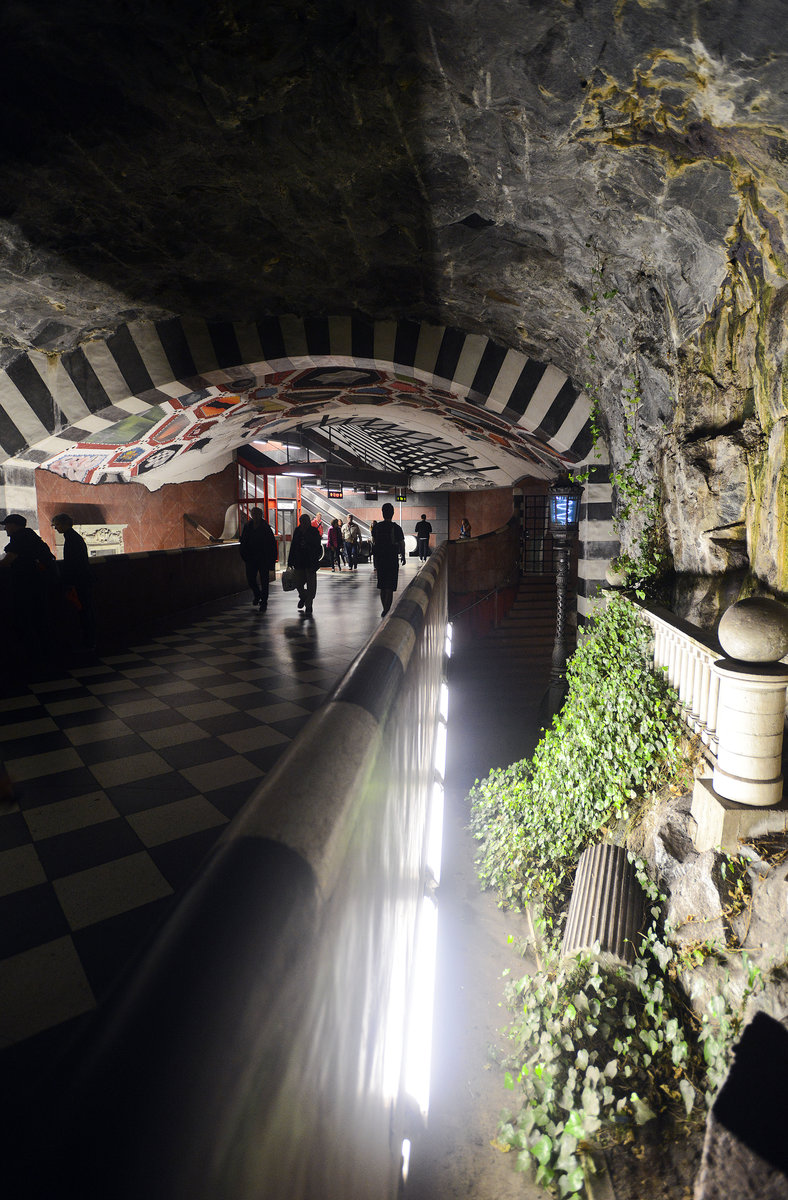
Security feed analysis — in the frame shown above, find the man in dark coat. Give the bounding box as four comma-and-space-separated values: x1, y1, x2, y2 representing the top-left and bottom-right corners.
414, 514, 432, 561
239, 507, 278, 611
52, 513, 96, 649
1, 513, 58, 668
372, 502, 406, 617
287, 513, 323, 617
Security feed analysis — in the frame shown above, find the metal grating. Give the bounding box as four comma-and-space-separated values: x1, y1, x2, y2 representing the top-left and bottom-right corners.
328, 418, 485, 477
521, 495, 560, 574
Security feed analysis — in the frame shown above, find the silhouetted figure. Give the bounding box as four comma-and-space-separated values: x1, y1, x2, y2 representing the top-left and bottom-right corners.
415, 514, 432, 561
52, 513, 96, 649
288, 513, 322, 617
372, 502, 406, 617
0, 513, 58, 672
0, 757, 14, 808
240, 507, 278, 612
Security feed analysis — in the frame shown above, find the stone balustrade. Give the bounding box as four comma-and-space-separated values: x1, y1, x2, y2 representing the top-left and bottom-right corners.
628, 594, 788, 851
637, 601, 722, 753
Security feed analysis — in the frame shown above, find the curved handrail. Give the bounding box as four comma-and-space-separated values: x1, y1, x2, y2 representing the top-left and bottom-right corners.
8, 552, 450, 1200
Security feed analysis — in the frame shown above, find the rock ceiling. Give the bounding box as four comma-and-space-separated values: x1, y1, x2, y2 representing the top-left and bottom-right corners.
1, 1, 788, 527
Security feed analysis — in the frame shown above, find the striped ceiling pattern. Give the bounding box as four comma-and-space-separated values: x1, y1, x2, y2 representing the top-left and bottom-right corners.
325, 417, 484, 478
0, 315, 593, 485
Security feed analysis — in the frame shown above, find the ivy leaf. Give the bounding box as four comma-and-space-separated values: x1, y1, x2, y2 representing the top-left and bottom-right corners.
581, 1085, 601, 1117
559, 1165, 586, 1194
631, 1093, 656, 1125
564, 1110, 585, 1139
516, 1149, 532, 1174
679, 1078, 696, 1116
556, 1133, 578, 1172
531, 1133, 553, 1166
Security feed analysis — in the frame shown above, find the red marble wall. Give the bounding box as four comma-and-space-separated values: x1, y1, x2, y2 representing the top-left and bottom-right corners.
448, 486, 514, 540
35, 463, 238, 554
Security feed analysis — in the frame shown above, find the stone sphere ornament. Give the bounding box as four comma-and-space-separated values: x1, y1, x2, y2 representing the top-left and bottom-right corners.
717, 597, 788, 664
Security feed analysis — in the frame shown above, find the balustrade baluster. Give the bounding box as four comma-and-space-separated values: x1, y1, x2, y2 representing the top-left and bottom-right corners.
706, 668, 720, 753
678, 644, 691, 707
690, 649, 703, 721
667, 633, 679, 688
697, 656, 712, 744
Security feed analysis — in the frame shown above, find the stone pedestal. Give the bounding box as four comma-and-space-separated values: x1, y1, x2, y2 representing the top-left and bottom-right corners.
691, 777, 788, 854
711, 660, 788, 807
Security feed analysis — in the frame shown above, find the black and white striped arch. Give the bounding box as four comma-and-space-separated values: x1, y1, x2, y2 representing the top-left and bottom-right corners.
0, 314, 594, 468
0, 314, 614, 588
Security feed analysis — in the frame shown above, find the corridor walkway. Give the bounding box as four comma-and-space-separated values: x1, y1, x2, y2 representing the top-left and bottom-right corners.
0, 561, 398, 1086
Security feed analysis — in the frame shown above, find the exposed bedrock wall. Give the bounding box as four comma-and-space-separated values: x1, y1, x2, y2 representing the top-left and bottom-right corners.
35, 462, 237, 554
661, 227, 788, 622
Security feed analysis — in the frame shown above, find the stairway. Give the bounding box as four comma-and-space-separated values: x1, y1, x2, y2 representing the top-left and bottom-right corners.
486, 573, 559, 659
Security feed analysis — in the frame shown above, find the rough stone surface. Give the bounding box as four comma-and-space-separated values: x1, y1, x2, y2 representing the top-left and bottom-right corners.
718, 598, 788, 663
695, 1111, 788, 1200
2, 2, 788, 609
633, 788, 788, 1024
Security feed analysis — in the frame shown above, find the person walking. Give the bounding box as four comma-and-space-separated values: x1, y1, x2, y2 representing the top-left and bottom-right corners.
51, 513, 96, 649
287, 513, 323, 617
239, 506, 278, 611
372, 502, 406, 618
327, 518, 344, 570
414, 513, 432, 561
341, 513, 361, 570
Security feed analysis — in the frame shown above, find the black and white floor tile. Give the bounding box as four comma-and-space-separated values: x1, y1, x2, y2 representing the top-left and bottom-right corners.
0, 565, 391, 1075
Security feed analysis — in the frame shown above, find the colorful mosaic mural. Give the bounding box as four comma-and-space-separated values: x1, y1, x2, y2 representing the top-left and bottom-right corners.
42, 366, 567, 486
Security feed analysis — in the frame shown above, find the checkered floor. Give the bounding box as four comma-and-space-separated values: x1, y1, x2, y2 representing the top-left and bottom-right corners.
0, 564, 397, 1080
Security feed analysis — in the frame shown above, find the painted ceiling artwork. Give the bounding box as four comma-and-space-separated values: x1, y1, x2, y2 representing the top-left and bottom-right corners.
43, 366, 566, 487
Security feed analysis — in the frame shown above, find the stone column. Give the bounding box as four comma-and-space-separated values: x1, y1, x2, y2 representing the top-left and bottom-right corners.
692, 597, 788, 851
712, 660, 788, 806
713, 597, 788, 806
562, 843, 644, 966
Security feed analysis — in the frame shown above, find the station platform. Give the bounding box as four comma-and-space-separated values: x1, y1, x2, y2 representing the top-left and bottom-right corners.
0, 561, 557, 1199
0, 562, 392, 1082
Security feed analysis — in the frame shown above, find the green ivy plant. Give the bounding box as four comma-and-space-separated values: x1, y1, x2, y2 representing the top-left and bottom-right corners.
469, 594, 683, 920
571, 254, 669, 592
498, 861, 764, 1197
607, 366, 669, 593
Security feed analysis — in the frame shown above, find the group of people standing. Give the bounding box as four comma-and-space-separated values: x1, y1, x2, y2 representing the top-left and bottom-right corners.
1, 511, 95, 675
326, 515, 362, 572
239, 504, 428, 621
